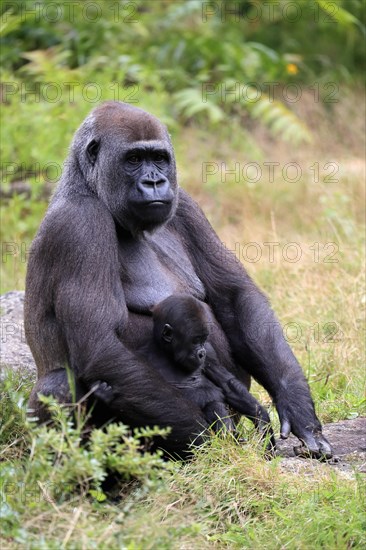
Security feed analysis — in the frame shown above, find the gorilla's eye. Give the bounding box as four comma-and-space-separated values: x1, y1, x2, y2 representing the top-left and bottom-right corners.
127, 155, 142, 164
153, 153, 167, 163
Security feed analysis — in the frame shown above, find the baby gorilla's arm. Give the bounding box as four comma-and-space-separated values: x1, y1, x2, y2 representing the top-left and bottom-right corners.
203, 400, 236, 433
204, 344, 276, 451
223, 377, 276, 449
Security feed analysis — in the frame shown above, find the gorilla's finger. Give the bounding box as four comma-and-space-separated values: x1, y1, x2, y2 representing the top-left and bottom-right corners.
293, 430, 333, 459
317, 435, 333, 458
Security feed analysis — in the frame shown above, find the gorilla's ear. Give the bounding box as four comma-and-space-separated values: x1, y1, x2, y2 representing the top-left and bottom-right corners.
162, 323, 173, 343
86, 139, 100, 166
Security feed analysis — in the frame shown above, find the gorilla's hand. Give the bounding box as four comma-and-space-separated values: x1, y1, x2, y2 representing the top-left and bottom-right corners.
91, 380, 114, 405
277, 401, 333, 459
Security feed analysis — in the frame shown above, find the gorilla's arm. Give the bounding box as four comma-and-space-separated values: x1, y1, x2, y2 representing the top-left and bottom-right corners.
26, 197, 207, 454
173, 190, 332, 458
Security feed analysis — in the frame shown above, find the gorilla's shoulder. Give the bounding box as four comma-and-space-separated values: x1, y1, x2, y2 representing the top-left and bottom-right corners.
35, 195, 116, 251
49, 194, 113, 225
176, 188, 205, 220
174, 187, 214, 236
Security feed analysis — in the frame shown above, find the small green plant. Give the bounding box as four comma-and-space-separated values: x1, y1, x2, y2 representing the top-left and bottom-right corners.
1, 370, 172, 508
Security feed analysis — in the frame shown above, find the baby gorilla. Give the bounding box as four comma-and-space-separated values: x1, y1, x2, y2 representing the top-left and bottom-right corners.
94, 295, 275, 450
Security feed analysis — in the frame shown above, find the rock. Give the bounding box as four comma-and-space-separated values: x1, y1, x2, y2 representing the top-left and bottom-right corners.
0, 290, 36, 378
277, 417, 366, 476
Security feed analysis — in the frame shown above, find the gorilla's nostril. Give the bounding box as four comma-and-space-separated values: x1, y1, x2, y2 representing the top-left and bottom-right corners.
197, 349, 206, 360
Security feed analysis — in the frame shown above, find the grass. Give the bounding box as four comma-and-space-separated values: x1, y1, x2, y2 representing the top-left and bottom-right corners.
1, 87, 365, 548
1, 373, 365, 549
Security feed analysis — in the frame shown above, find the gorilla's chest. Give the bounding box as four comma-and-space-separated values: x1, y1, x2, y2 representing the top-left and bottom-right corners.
119, 227, 205, 313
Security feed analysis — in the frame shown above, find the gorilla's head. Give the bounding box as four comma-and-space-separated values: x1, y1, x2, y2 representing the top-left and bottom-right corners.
70, 101, 178, 234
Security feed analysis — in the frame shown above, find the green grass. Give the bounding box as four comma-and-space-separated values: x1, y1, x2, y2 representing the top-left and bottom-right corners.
1, 369, 365, 549
1, 331, 364, 549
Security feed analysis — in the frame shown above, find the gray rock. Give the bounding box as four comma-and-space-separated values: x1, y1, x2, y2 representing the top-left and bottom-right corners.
0, 290, 36, 378
277, 416, 366, 476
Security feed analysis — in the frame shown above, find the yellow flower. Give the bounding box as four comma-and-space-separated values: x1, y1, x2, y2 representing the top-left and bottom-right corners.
287, 63, 298, 75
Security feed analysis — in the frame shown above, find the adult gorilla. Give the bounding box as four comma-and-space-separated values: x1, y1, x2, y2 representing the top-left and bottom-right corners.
25, 101, 332, 459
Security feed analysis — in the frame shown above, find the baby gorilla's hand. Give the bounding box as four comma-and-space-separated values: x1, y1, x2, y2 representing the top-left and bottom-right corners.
91, 380, 114, 405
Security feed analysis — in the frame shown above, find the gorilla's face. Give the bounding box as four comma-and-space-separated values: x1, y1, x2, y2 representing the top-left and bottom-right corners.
153, 295, 210, 374
160, 321, 208, 372
171, 329, 208, 372
120, 141, 176, 227
80, 102, 178, 233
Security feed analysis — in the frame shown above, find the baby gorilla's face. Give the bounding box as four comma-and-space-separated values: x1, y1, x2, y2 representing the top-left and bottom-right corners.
171, 329, 208, 373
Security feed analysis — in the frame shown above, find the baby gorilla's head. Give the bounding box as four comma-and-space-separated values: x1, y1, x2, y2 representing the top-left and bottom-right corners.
152, 294, 210, 372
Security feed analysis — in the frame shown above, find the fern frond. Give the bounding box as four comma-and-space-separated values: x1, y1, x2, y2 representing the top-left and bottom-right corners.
243, 86, 312, 145
173, 88, 225, 123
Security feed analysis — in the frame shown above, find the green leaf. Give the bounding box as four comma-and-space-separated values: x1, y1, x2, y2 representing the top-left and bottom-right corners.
173, 88, 225, 123
89, 489, 107, 502
316, 0, 358, 26
0, 11, 22, 37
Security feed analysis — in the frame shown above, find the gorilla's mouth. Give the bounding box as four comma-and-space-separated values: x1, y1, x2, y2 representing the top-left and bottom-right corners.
178, 356, 204, 371
128, 199, 174, 229
132, 199, 171, 208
